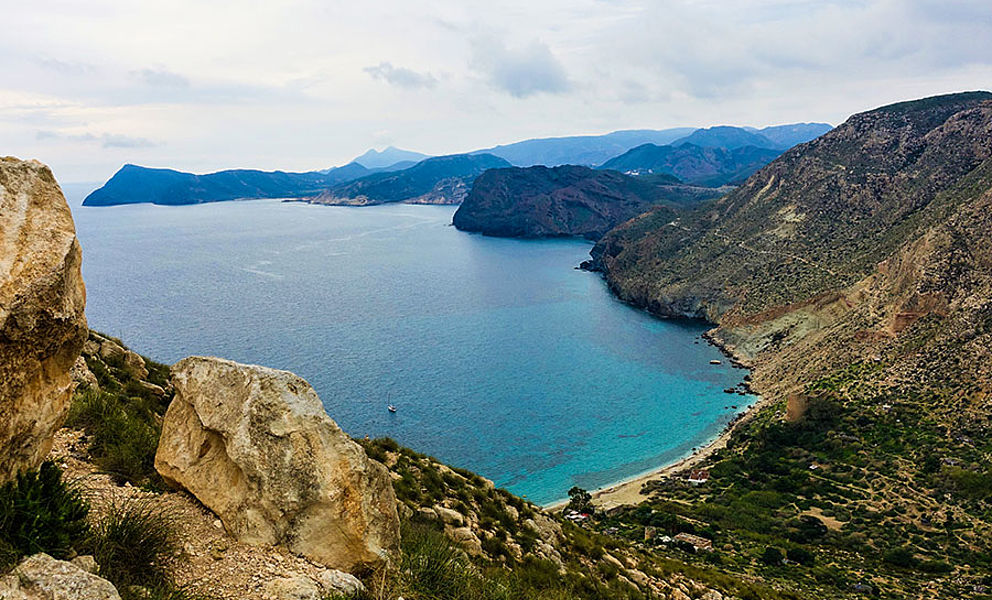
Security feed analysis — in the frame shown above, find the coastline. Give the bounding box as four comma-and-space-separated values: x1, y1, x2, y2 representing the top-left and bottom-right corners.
542, 392, 770, 512
543, 325, 769, 513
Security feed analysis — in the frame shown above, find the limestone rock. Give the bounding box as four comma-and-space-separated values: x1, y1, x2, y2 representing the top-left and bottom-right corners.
315, 569, 365, 597
524, 514, 563, 542
433, 505, 464, 526
262, 576, 321, 600
154, 356, 400, 572
70, 555, 99, 575
449, 526, 483, 556
93, 333, 147, 380
416, 507, 439, 521
0, 553, 120, 600
71, 356, 99, 391
0, 158, 87, 482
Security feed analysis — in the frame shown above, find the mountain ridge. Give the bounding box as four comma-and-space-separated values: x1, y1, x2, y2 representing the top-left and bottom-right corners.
599, 143, 782, 186
306, 153, 512, 206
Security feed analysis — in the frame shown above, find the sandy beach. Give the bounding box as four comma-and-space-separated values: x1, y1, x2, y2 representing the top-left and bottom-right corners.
544, 393, 772, 512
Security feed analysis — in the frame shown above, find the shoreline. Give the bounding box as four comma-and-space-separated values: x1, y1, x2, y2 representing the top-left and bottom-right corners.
542, 394, 769, 512
543, 328, 768, 513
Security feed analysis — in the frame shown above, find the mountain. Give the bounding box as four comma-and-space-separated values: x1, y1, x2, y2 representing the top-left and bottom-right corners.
82, 163, 370, 206
757, 122, 833, 148
452, 165, 725, 239
586, 91, 992, 598
351, 146, 431, 169
472, 128, 696, 167
308, 153, 511, 206
599, 143, 782, 186
671, 125, 780, 149
670, 123, 832, 150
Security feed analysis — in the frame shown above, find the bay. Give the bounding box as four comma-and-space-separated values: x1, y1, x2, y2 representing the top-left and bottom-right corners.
67, 192, 754, 505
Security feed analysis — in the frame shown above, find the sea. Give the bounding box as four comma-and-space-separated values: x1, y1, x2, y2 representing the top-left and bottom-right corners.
65, 187, 755, 506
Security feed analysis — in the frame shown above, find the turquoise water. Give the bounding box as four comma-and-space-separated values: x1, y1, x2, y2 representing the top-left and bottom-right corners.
67, 192, 754, 505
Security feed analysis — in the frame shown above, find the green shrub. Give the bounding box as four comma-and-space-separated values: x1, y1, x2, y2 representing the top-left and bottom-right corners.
0, 462, 89, 562
84, 497, 180, 593
761, 546, 784, 566
66, 390, 162, 487
882, 546, 918, 568
400, 522, 476, 600
786, 546, 815, 566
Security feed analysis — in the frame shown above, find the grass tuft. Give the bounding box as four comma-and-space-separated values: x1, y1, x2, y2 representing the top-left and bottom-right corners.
84, 496, 180, 595
0, 461, 90, 567
67, 389, 162, 488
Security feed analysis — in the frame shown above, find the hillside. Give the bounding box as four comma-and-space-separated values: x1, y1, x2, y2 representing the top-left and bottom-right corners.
599, 143, 782, 186
309, 153, 511, 206
453, 165, 724, 239
19, 329, 783, 600
82, 163, 371, 206
581, 91, 992, 598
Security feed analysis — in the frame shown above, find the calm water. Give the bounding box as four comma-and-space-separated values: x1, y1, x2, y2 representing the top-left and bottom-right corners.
67, 190, 754, 505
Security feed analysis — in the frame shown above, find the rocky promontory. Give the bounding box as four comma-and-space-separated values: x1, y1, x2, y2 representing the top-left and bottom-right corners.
452, 164, 724, 240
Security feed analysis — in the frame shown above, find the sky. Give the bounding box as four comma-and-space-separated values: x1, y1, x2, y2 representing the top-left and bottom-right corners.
2, 0, 991, 183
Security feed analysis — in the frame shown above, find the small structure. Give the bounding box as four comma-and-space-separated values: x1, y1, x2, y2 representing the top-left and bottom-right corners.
686, 469, 710, 485
674, 533, 713, 552
564, 510, 590, 522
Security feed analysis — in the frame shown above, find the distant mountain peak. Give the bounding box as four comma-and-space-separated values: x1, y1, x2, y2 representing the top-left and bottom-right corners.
352, 146, 431, 169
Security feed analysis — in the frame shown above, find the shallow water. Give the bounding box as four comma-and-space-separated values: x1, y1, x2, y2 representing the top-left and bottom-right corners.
67, 192, 754, 505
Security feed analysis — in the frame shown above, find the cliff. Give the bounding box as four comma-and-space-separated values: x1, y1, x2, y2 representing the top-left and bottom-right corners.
453, 165, 725, 239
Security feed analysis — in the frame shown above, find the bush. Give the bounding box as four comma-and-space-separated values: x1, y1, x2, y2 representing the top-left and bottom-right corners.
786, 547, 815, 566
84, 497, 180, 593
0, 462, 89, 563
882, 546, 918, 569
761, 546, 784, 566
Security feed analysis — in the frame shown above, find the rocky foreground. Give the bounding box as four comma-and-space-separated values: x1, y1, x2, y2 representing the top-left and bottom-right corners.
0, 157, 87, 481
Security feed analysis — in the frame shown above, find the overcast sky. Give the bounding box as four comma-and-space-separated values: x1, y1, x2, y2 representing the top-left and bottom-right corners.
3, 0, 991, 182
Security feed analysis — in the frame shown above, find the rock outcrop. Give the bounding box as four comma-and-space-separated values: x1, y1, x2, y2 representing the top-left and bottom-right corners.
154, 356, 400, 573
0, 157, 87, 482
0, 553, 121, 600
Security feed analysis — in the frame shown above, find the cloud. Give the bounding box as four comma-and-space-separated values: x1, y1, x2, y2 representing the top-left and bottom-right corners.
363, 62, 438, 89
36, 130, 157, 148
130, 67, 190, 88
35, 57, 96, 75
470, 36, 571, 98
